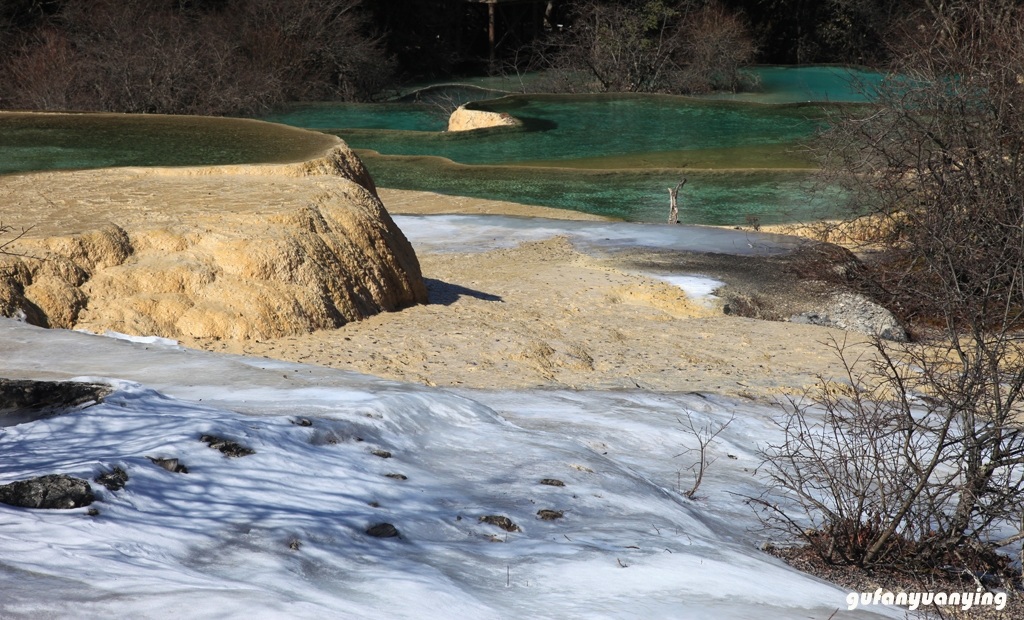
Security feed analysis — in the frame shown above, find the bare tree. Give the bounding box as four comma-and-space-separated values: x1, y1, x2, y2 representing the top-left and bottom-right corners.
533, 0, 755, 95
675, 411, 733, 499
667, 177, 686, 224
759, 1, 1024, 576
0, 222, 31, 258
0, 0, 394, 115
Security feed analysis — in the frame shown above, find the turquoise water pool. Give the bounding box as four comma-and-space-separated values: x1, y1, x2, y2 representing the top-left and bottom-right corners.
324, 95, 825, 167
705, 65, 884, 104
261, 94, 838, 224
362, 154, 839, 225
0, 66, 879, 224
264, 95, 839, 224
258, 66, 880, 223
0, 113, 337, 176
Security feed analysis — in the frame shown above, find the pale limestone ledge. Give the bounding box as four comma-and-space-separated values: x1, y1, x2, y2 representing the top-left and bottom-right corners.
447, 105, 523, 132
0, 140, 428, 341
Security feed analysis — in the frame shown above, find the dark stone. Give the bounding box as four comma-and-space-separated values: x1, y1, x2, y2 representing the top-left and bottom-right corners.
94, 467, 129, 491
291, 418, 313, 427
479, 515, 521, 532
366, 522, 400, 538
539, 478, 565, 487
0, 474, 94, 509
371, 449, 392, 459
148, 457, 189, 474
200, 434, 255, 457
537, 509, 564, 521
0, 378, 110, 427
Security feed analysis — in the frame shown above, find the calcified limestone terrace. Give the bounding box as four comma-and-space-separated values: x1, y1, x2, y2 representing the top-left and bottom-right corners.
0, 140, 428, 341
447, 105, 523, 132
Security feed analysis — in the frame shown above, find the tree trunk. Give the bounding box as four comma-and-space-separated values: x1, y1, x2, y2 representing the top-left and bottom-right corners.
667, 178, 686, 224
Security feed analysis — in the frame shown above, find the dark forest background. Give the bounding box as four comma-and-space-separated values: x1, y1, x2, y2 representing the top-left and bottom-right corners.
0, 0, 947, 115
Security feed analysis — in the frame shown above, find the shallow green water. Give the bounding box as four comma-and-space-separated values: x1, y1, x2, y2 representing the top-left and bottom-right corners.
269, 92, 839, 223
263, 94, 828, 224
326, 95, 825, 168
0, 66, 876, 224
255, 67, 882, 223
360, 152, 837, 225
705, 66, 884, 104
0, 113, 337, 175
262, 102, 447, 133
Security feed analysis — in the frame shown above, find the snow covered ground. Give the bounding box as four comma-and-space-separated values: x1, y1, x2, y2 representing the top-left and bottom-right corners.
392, 214, 803, 257
0, 214, 896, 618
0, 318, 894, 619
395, 213, 766, 309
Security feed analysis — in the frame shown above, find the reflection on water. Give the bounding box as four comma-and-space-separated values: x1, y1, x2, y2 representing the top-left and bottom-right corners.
0, 112, 337, 175
262, 101, 447, 133
704, 65, 884, 104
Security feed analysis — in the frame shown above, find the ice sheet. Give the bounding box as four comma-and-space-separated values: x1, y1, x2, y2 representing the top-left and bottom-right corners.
392, 214, 805, 257
0, 320, 895, 619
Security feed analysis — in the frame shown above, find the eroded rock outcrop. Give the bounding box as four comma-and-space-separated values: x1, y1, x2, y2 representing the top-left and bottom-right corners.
0, 141, 428, 341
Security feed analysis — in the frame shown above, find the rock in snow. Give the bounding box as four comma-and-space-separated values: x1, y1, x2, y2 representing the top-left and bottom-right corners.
0, 474, 94, 509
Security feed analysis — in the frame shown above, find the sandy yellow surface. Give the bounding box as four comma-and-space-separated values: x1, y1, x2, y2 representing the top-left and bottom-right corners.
2, 160, 870, 400
191, 188, 870, 399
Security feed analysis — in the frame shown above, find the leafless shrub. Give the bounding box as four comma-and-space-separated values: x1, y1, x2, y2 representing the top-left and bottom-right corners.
758, 334, 1024, 578
675, 411, 733, 499
531, 0, 755, 95
0, 0, 393, 115
760, 2, 1024, 577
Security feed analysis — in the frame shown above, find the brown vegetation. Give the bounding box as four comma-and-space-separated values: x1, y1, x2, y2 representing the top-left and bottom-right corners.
760, 0, 1024, 579
0, 0, 393, 115
530, 0, 756, 94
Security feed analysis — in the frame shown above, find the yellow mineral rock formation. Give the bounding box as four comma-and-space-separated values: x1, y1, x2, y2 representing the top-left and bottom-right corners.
447, 105, 523, 132
0, 140, 427, 341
